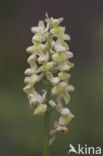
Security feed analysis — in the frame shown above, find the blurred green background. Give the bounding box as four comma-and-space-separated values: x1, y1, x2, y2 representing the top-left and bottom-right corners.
0, 0, 103, 156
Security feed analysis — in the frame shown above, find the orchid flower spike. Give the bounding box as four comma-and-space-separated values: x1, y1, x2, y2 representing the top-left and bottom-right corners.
23, 13, 75, 145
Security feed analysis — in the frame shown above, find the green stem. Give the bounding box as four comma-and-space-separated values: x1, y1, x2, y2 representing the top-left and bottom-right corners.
43, 24, 52, 156
43, 79, 51, 156
43, 111, 50, 156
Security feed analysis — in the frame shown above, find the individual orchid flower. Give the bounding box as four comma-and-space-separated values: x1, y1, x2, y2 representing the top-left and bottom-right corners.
59, 108, 74, 125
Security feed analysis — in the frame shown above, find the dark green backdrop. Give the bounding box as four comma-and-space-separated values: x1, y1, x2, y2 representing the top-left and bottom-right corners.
0, 0, 103, 156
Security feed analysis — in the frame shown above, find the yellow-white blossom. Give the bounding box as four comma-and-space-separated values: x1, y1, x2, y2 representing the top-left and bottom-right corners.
59, 108, 74, 125
34, 104, 47, 115
28, 90, 47, 107
23, 14, 75, 141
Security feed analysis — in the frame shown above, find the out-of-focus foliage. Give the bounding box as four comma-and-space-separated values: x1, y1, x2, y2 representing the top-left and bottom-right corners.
0, 0, 103, 156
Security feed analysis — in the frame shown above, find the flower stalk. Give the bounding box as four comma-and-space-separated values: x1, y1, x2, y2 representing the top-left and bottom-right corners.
43, 111, 50, 156
23, 13, 75, 156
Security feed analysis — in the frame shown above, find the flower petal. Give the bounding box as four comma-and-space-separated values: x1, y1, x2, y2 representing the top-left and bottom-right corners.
34, 104, 47, 115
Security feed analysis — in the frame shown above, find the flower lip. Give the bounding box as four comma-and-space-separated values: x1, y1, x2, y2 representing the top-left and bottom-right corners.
34, 104, 47, 115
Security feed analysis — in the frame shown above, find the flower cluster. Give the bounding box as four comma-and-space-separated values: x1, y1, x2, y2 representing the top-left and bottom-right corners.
23, 14, 74, 141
